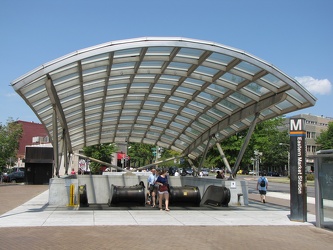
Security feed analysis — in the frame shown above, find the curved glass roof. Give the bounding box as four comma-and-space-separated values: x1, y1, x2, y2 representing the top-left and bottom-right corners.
11, 37, 316, 160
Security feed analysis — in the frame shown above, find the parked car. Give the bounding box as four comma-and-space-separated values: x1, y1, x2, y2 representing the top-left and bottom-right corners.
181, 168, 194, 176
5, 171, 25, 183
201, 168, 209, 176
267, 171, 280, 177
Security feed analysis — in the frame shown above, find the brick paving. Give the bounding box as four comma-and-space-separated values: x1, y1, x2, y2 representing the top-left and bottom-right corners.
0, 184, 333, 250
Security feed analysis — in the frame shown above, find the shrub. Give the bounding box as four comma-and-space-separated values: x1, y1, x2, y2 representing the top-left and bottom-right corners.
306, 173, 315, 181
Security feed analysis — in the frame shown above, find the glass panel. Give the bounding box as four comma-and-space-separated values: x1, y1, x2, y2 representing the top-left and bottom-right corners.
230, 92, 252, 104
235, 61, 261, 75
157, 111, 173, 118
163, 103, 180, 111
174, 139, 188, 148
175, 86, 196, 95
183, 78, 205, 88
192, 121, 208, 131
261, 73, 285, 88
169, 96, 186, 104
207, 107, 227, 118
53, 73, 79, 86
195, 66, 219, 76
170, 121, 185, 130
146, 47, 173, 55
261, 109, 274, 116
218, 99, 239, 111
275, 100, 294, 111
185, 127, 201, 136
165, 129, 179, 137
177, 48, 204, 59
206, 52, 234, 65
120, 116, 135, 121
81, 53, 109, 64
131, 82, 151, 88
182, 107, 199, 116
140, 61, 164, 68
112, 62, 135, 70
167, 62, 191, 71
197, 92, 218, 102
200, 114, 217, 124
175, 115, 191, 124
287, 89, 308, 103
179, 134, 194, 143
153, 83, 173, 91
154, 118, 168, 125
149, 125, 163, 131
146, 131, 160, 138
144, 100, 161, 107
161, 134, 174, 141
244, 82, 269, 96
221, 72, 245, 85
137, 116, 152, 122
188, 101, 206, 110
114, 48, 141, 58
207, 83, 228, 94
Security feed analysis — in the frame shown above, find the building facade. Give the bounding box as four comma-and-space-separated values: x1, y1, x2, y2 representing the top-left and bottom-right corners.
16, 121, 49, 167
286, 114, 333, 172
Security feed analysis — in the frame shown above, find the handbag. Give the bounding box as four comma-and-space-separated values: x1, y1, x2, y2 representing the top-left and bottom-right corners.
159, 184, 169, 192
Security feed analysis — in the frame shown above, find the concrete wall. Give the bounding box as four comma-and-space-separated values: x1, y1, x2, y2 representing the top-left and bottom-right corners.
48, 173, 248, 207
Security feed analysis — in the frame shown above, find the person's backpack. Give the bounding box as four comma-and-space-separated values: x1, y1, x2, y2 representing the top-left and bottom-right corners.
260, 178, 266, 187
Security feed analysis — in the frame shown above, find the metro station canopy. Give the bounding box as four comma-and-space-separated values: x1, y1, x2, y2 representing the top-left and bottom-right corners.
12, 37, 316, 160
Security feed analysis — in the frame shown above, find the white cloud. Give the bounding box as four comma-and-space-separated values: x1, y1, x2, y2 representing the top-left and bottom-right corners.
5, 92, 17, 97
295, 76, 332, 95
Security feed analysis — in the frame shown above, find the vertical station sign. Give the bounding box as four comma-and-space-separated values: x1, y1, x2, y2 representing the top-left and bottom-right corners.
289, 118, 307, 222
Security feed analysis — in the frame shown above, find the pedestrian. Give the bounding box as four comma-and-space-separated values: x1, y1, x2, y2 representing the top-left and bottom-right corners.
216, 171, 223, 179
155, 169, 170, 211
70, 168, 76, 175
147, 168, 158, 208
257, 173, 268, 203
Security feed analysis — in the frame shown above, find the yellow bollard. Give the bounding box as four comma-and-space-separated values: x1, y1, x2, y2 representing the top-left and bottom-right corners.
68, 184, 75, 206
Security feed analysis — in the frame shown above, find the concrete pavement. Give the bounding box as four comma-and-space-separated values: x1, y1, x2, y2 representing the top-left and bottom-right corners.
0, 184, 332, 249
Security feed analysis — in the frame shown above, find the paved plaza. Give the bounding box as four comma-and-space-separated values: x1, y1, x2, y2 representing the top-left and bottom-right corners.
0, 184, 332, 249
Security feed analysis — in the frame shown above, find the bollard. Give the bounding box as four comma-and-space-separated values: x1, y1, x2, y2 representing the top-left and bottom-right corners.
68, 184, 75, 206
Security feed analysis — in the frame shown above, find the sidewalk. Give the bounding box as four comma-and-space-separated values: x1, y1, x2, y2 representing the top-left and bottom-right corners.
0, 184, 332, 250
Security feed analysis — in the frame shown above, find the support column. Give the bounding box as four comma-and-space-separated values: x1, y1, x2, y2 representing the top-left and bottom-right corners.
198, 135, 213, 174
52, 107, 59, 177
216, 142, 232, 175
232, 112, 260, 177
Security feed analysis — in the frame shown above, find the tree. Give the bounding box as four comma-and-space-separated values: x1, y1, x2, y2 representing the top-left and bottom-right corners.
0, 118, 23, 172
82, 143, 118, 174
127, 143, 158, 168
205, 116, 289, 173
316, 122, 333, 150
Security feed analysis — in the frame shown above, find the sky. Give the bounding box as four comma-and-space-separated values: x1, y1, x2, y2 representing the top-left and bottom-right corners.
1, 0, 332, 125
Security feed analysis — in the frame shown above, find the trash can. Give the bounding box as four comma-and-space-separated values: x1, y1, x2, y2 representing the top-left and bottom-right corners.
108, 183, 145, 206
169, 185, 201, 206
79, 184, 89, 207
200, 185, 231, 207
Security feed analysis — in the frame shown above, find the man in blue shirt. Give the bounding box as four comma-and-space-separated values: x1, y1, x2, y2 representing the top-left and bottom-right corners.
147, 169, 158, 207
257, 173, 268, 203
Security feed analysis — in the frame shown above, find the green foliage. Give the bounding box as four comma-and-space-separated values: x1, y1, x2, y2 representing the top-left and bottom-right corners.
127, 143, 156, 168
82, 143, 117, 173
315, 122, 333, 150
206, 116, 289, 172
306, 173, 315, 181
0, 118, 23, 171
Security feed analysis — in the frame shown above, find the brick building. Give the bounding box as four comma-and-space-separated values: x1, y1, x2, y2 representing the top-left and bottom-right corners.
16, 121, 49, 166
